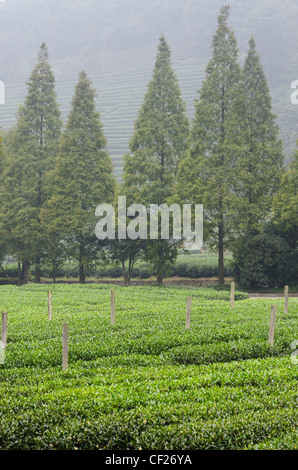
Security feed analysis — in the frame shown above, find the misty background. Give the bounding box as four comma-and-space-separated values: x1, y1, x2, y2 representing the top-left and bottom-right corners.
0, 0, 297, 178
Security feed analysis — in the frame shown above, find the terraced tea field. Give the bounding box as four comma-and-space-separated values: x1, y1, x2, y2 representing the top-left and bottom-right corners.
0, 46, 207, 180
0, 283, 297, 450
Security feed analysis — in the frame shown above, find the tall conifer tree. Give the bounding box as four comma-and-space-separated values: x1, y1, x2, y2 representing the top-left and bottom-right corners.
122, 36, 189, 284
230, 37, 284, 234
175, 5, 241, 284
0, 131, 6, 270
0, 44, 62, 282
0, 128, 32, 283
44, 71, 115, 283
273, 149, 298, 236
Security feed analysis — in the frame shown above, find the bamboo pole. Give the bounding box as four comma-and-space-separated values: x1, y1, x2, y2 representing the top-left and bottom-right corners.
185, 297, 192, 330
48, 290, 52, 321
111, 290, 116, 325
284, 285, 289, 314
230, 281, 235, 308
62, 323, 69, 371
1, 312, 7, 349
268, 305, 277, 347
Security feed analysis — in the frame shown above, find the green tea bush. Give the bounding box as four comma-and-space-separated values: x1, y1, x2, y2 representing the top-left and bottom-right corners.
0, 277, 19, 285
171, 254, 232, 278
0, 284, 296, 450
1, 253, 234, 282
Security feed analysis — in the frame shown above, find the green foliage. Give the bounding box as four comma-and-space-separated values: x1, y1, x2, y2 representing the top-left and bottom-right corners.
122, 36, 189, 284
0, 284, 296, 450
0, 278, 19, 286
104, 239, 146, 285
175, 5, 241, 284
123, 35, 189, 203
176, 10, 286, 284
0, 6, 294, 290
44, 71, 116, 283
0, 131, 6, 265
229, 37, 284, 235
0, 253, 232, 281
0, 0, 298, 171
172, 254, 233, 278
231, 223, 298, 288
102, 186, 147, 285
273, 149, 298, 237
0, 44, 62, 280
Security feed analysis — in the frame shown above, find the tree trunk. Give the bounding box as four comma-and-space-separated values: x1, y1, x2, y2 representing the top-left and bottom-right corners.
128, 256, 135, 286
52, 259, 57, 284
79, 239, 86, 284
218, 222, 225, 285
18, 262, 21, 286
218, 80, 225, 286
121, 260, 128, 286
79, 263, 85, 284
35, 258, 41, 283
0, 264, 7, 278
157, 270, 163, 286
157, 244, 164, 286
22, 261, 30, 283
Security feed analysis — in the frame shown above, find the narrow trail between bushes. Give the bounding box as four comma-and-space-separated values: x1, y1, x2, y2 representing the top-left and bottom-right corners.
249, 293, 298, 299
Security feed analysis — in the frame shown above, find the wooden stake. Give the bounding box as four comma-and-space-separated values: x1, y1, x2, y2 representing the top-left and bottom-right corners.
185, 297, 192, 330
48, 290, 52, 321
62, 323, 68, 371
284, 285, 289, 314
111, 290, 116, 325
268, 305, 277, 347
1, 312, 7, 349
230, 281, 235, 308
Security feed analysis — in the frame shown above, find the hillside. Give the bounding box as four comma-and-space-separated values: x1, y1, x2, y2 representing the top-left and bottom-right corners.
0, 0, 297, 178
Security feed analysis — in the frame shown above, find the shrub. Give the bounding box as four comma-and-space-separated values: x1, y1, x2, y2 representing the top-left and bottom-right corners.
231, 223, 298, 288
171, 255, 232, 278
105, 265, 123, 278
1, 264, 19, 278
137, 267, 151, 279
0, 277, 19, 285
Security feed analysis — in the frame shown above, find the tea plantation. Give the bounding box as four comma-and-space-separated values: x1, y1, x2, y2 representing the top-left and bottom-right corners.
0, 284, 297, 450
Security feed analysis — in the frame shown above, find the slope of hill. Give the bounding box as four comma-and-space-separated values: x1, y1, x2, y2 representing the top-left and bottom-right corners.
0, 44, 207, 179
0, 0, 297, 178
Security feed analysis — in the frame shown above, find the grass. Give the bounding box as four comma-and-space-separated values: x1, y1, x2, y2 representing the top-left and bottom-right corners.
0, 283, 297, 450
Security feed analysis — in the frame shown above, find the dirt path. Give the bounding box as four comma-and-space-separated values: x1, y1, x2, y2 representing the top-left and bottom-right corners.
249, 293, 298, 299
